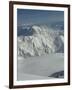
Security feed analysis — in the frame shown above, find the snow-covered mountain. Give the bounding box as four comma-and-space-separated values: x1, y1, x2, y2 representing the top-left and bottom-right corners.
17, 24, 64, 58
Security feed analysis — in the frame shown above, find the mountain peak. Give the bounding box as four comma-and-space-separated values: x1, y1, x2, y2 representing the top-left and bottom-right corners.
18, 24, 64, 58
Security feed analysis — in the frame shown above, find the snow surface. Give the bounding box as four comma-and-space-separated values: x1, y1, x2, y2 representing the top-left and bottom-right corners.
17, 53, 64, 81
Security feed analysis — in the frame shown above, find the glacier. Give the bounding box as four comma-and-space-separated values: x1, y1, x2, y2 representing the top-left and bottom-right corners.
17, 24, 64, 58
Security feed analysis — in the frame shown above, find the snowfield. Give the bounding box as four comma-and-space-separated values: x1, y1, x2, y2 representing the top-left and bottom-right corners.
17, 53, 64, 80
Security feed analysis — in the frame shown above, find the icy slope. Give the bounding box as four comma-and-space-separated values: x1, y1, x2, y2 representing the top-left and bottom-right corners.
17, 25, 64, 58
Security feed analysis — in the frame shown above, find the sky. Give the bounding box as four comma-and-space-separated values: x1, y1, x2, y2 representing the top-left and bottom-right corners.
17, 9, 64, 26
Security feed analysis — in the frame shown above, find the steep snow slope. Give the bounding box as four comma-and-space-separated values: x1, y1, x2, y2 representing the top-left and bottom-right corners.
17, 25, 64, 58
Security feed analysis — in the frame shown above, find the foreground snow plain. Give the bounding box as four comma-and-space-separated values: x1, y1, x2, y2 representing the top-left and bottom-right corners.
17, 53, 64, 81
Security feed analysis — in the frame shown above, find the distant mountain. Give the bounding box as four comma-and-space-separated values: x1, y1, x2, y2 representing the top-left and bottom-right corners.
17, 22, 64, 36
49, 21, 64, 30
17, 24, 64, 58
17, 25, 33, 36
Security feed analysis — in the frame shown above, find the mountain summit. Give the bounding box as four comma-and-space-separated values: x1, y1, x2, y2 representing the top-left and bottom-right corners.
17, 25, 64, 58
